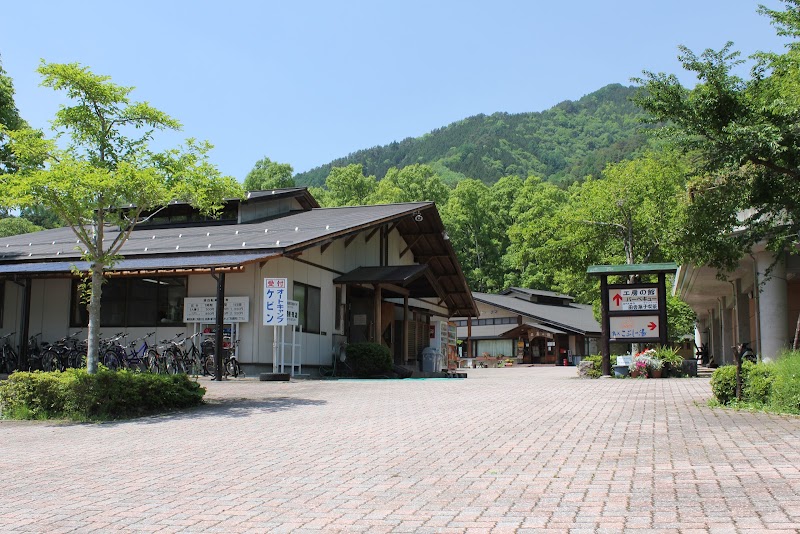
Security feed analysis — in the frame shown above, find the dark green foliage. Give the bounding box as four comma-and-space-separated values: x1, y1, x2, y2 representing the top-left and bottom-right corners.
745, 363, 774, 405
0, 369, 205, 421
710, 365, 740, 405
295, 84, 649, 187
345, 342, 393, 378
769, 352, 800, 414
710, 361, 774, 406
583, 355, 603, 378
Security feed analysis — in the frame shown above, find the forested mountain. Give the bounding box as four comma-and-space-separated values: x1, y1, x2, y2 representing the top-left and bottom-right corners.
294, 84, 650, 187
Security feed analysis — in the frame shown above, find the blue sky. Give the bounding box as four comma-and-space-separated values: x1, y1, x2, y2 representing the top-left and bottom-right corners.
0, 1, 788, 182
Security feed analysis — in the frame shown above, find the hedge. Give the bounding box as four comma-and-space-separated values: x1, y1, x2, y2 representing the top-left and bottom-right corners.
0, 368, 205, 421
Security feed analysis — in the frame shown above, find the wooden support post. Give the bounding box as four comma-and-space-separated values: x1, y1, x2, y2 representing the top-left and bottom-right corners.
373, 285, 382, 344
403, 295, 409, 364
600, 275, 611, 376
212, 270, 226, 381
19, 279, 31, 370
467, 316, 473, 359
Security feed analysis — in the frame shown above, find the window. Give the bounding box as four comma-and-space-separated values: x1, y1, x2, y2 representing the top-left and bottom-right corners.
70, 276, 187, 327
293, 282, 321, 334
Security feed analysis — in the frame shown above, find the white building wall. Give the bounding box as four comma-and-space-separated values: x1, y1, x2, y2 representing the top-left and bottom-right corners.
0, 223, 426, 372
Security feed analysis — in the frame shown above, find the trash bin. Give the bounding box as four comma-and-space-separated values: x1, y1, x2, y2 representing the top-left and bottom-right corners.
421, 347, 441, 373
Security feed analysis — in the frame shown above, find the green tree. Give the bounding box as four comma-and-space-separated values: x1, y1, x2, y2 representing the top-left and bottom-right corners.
0, 217, 43, 237
633, 0, 800, 271
243, 156, 295, 190
441, 179, 500, 292
508, 151, 689, 302
0, 57, 28, 219
3, 62, 242, 374
504, 176, 569, 290
322, 164, 377, 207
19, 205, 62, 229
369, 164, 450, 206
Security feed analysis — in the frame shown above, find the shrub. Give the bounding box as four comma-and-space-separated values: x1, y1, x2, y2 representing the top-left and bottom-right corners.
744, 362, 774, 405
583, 355, 603, 378
345, 342, 393, 378
0, 369, 205, 421
710, 365, 739, 405
710, 361, 774, 406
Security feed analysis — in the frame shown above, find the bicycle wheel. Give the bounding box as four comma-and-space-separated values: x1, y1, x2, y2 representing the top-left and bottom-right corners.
67, 350, 83, 369
1, 347, 11, 373
204, 355, 217, 377
226, 358, 239, 378
146, 349, 161, 374
103, 350, 121, 371
42, 349, 60, 372
163, 349, 179, 375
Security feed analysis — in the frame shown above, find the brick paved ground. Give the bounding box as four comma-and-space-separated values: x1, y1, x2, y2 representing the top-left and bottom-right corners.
2, 367, 800, 533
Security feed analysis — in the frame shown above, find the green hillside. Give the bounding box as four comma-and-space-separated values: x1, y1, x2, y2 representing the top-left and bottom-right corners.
294, 84, 651, 187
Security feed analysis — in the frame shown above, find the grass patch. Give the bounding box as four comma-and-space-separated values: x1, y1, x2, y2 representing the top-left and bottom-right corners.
0, 368, 205, 421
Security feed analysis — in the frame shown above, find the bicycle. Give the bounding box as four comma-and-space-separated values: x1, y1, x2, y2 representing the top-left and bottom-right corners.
0, 332, 18, 374
165, 332, 204, 375
150, 333, 184, 375
26, 333, 44, 371
41, 331, 85, 372
103, 332, 154, 372
203, 337, 243, 378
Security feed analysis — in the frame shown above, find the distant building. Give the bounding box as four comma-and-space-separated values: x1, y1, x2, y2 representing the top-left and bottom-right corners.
453, 288, 601, 367
0, 188, 477, 374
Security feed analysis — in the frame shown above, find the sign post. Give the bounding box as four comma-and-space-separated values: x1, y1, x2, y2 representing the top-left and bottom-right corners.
263, 278, 288, 372
587, 263, 677, 376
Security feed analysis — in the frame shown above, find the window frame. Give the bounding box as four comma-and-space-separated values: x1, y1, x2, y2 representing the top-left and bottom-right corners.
293, 281, 321, 334
70, 276, 188, 328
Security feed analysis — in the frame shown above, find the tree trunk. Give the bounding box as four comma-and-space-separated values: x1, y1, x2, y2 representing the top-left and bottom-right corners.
794, 311, 800, 350
86, 263, 104, 374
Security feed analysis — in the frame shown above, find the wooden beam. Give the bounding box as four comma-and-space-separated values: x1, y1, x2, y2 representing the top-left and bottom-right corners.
365, 226, 381, 243
320, 240, 332, 254
399, 235, 422, 259
344, 233, 359, 248
290, 256, 345, 276
377, 282, 410, 297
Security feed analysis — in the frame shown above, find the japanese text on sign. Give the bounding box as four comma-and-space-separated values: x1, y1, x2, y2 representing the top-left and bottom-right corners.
183, 297, 249, 323
263, 278, 288, 326
609, 287, 659, 312
286, 300, 299, 326
609, 316, 659, 340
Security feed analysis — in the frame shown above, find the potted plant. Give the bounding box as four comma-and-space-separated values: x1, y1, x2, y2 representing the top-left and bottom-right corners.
630, 349, 662, 378
654, 345, 683, 377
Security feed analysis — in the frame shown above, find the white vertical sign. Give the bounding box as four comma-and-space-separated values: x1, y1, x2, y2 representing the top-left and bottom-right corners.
286, 300, 300, 326
263, 278, 288, 326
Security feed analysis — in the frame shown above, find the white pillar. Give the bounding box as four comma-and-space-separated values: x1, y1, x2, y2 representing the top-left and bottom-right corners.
755, 251, 788, 361
721, 297, 734, 365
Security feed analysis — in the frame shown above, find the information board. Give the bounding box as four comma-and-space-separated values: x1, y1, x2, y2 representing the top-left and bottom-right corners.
608, 287, 659, 312
263, 278, 288, 326
183, 296, 250, 323
609, 315, 660, 340
286, 299, 299, 326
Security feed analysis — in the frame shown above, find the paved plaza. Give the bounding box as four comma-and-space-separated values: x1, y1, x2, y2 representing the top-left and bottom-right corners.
2, 367, 800, 533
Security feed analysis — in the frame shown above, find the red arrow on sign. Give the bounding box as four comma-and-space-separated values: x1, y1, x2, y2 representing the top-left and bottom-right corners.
648, 321, 657, 331
612, 293, 622, 306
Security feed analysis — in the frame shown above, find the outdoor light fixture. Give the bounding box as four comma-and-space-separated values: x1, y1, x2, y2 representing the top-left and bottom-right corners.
414, 212, 423, 222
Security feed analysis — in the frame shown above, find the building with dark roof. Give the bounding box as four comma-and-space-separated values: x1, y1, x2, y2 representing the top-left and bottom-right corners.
0, 188, 477, 374
454, 288, 601, 366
